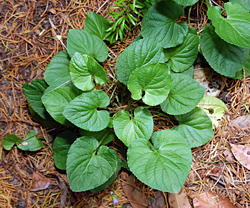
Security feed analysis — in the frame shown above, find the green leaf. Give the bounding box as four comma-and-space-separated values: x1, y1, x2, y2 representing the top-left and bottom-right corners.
67, 29, 108, 62
53, 131, 77, 170
28, 107, 59, 127
174, 108, 214, 148
23, 79, 50, 119
200, 24, 249, 77
42, 87, 78, 126
2, 134, 23, 150
66, 136, 117, 192
44, 50, 70, 86
116, 37, 164, 85
90, 157, 123, 193
198, 95, 228, 128
233, 51, 250, 79
63, 90, 110, 131
127, 129, 192, 193
164, 29, 199, 72
17, 130, 43, 151
172, 0, 198, 6
171, 65, 194, 78
113, 107, 153, 147
128, 63, 172, 106
43, 80, 81, 95
229, 0, 250, 12
85, 12, 111, 40
141, 0, 188, 48
207, 2, 250, 48
79, 128, 115, 145
69, 53, 107, 91
160, 74, 205, 115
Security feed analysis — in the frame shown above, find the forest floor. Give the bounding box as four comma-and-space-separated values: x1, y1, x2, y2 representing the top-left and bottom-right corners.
0, 0, 250, 207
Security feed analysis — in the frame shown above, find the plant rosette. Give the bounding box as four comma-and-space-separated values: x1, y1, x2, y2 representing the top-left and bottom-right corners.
4, 0, 250, 194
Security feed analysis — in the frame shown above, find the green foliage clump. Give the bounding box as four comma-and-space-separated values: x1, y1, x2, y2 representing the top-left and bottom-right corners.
3, 0, 250, 194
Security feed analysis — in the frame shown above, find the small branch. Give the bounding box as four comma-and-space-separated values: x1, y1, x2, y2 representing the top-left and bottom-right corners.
210, 0, 225, 10
97, 0, 109, 14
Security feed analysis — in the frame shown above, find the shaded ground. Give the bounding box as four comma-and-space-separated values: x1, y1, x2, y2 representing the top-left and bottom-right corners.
0, 0, 250, 207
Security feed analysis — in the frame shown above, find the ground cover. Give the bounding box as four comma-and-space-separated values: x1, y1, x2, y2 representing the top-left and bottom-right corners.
0, 0, 250, 207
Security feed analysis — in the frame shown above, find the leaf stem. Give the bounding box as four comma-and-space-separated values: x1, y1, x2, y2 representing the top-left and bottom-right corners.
188, 6, 192, 28
148, 141, 157, 152
148, 110, 175, 120
98, 130, 111, 146
205, 0, 212, 8
107, 79, 122, 87
197, 27, 205, 35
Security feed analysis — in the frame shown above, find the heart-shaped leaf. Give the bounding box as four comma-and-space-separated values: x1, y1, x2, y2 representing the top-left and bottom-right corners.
113, 107, 153, 147
66, 136, 117, 192
85, 12, 111, 40
207, 2, 250, 48
233, 51, 250, 79
127, 129, 192, 193
79, 128, 115, 145
17, 130, 43, 151
229, 0, 250, 12
28, 107, 59, 127
128, 63, 172, 106
172, 0, 198, 6
91, 157, 123, 193
172, 65, 195, 78
174, 108, 214, 148
63, 90, 110, 131
164, 28, 199, 72
116, 37, 164, 85
44, 50, 70, 86
69, 53, 107, 91
198, 95, 228, 128
53, 131, 77, 170
200, 24, 249, 78
42, 87, 79, 126
141, 0, 188, 48
160, 74, 205, 115
2, 134, 23, 150
23, 79, 50, 120
43, 80, 80, 95
67, 29, 108, 62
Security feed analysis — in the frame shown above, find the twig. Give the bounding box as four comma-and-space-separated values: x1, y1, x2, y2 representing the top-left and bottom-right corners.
211, 0, 225, 10
211, 163, 226, 190
97, 0, 109, 14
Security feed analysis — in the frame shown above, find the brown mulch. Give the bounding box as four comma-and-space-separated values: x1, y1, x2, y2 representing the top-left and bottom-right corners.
0, 0, 250, 207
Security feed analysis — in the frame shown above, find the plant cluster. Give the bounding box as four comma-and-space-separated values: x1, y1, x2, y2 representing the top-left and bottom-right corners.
3, 0, 250, 194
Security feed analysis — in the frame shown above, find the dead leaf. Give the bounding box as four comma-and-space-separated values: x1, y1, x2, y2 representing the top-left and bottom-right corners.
194, 67, 221, 97
30, 171, 51, 192
168, 187, 191, 208
198, 95, 228, 128
223, 149, 235, 163
230, 116, 250, 130
49, 8, 56, 14
230, 144, 250, 170
147, 191, 166, 208
47, 173, 67, 208
121, 173, 148, 208
193, 191, 236, 208
206, 166, 222, 178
